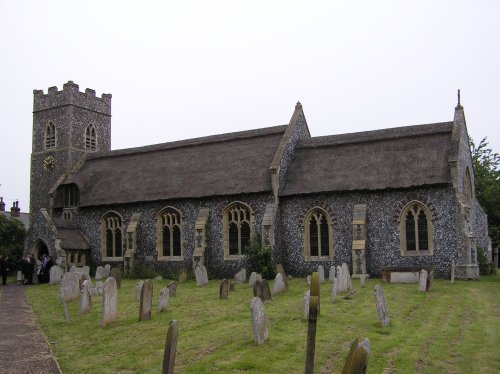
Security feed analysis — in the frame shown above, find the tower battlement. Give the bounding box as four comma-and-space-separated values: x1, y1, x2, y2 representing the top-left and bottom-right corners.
33, 80, 112, 115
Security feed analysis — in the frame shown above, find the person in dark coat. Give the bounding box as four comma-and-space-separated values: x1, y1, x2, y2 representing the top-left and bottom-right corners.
0, 255, 9, 285
23, 254, 35, 285
43, 256, 54, 283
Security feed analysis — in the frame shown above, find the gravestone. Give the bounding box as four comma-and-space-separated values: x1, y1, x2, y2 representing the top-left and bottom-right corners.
101, 277, 118, 327
276, 264, 289, 291
256, 274, 262, 283
426, 270, 434, 292
303, 290, 310, 320
234, 268, 246, 284
178, 269, 187, 283
82, 265, 90, 276
359, 274, 367, 288
139, 279, 153, 321
79, 273, 91, 290
418, 269, 428, 292
158, 287, 169, 312
95, 280, 104, 296
253, 279, 272, 302
70, 266, 84, 275
104, 264, 111, 278
330, 278, 338, 303
80, 279, 92, 315
60, 287, 70, 322
343, 263, 353, 290
195, 265, 208, 287
229, 281, 236, 291
135, 280, 144, 302
342, 338, 370, 374
306, 275, 311, 286
162, 320, 178, 374
110, 267, 122, 289
95, 266, 106, 280
168, 281, 177, 297
249, 272, 258, 288
61, 272, 80, 302
49, 266, 64, 285
318, 265, 325, 283
271, 273, 285, 296
329, 266, 336, 283
219, 279, 229, 299
250, 297, 268, 345
305, 272, 320, 374
373, 284, 390, 327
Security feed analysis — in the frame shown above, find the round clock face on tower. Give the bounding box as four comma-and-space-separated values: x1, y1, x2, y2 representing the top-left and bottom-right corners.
43, 156, 55, 171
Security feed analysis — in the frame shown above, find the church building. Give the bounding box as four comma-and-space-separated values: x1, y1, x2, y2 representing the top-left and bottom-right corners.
27, 81, 490, 279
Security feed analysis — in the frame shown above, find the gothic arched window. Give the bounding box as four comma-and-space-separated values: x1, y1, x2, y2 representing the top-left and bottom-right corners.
303, 207, 333, 261
45, 122, 56, 149
101, 212, 123, 260
156, 207, 183, 260
223, 202, 254, 259
85, 124, 97, 151
399, 201, 434, 255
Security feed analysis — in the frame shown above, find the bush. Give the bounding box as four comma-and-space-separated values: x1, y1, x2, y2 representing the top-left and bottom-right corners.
244, 235, 276, 280
477, 247, 495, 275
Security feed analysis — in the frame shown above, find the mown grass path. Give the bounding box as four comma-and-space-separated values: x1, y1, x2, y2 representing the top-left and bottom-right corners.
25, 275, 499, 373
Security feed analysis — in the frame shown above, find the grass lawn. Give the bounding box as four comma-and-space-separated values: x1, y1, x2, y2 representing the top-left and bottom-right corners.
25, 274, 499, 373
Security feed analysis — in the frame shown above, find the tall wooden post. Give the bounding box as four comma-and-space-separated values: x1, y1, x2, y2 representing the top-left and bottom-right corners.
305, 272, 319, 374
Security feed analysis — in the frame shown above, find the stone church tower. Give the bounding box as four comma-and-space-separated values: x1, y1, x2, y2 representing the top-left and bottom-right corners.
28, 81, 112, 260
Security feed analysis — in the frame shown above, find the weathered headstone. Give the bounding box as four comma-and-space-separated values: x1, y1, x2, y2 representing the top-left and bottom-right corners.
168, 281, 177, 297
95, 280, 104, 296
318, 265, 325, 283
101, 277, 118, 327
330, 278, 338, 303
276, 264, 289, 291
305, 272, 320, 374
359, 274, 367, 288
79, 273, 91, 290
256, 274, 262, 283
329, 266, 336, 283
61, 272, 80, 302
49, 265, 64, 285
249, 272, 258, 288
139, 279, 153, 321
178, 269, 188, 283
158, 287, 169, 313
201, 265, 208, 284
162, 320, 178, 374
95, 266, 106, 280
306, 275, 311, 286
110, 267, 122, 289
80, 279, 92, 315
253, 279, 272, 302
418, 269, 428, 292
426, 270, 434, 292
135, 280, 144, 302
342, 338, 370, 374
82, 265, 90, 276
303, 290, 310, 320
219, 279, 229, 299
373, 284, 390, 327
234, 268, 246, 284
195, 265, 208, 286
104, 264, 111, 278
343, 263, 353, 290
60, 287, 70, 322
271, 273, 285, 296
250, 297, 268, 345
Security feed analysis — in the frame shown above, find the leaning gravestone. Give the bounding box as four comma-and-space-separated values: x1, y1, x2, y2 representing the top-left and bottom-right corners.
168, 281, 177, 297
95, 266, 106, 280
418, 269, 428, 292
104, 264, 111, 278
276, 264, 289, 291
49, 266, 64, 285
139, 279, 153, 321
342, 338, 371, 374
101, 277, 118, 327
318, 265, 325, 283
234, 268, 246, 284
303, 290, 310, 320
250, 297, 268, 345
80, 279, 92, 315
219, 279, 229, 299
110, 267, 122, 289
373, 284, 390, 327
61, 272, 80, 302
158, 288, 169, 313
343, 263, 353, 290
330, 278, 338, 303
135, 280, 144, 302
249, 272, 258, 288
271, 273, 285, 296
162, 320, 178, 374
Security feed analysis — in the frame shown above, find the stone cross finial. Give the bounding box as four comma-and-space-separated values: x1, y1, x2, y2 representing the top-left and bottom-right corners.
458, 89, 461, 106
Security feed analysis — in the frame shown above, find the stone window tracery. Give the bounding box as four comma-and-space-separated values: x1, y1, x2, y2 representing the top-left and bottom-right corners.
223, 202, 254, 259
156, 207, 183, 260
399, 201, 434, 256
101, 212, 123, 260
303, 207, 333, 261
45, 122, 56, 149
85, 124, 97, 151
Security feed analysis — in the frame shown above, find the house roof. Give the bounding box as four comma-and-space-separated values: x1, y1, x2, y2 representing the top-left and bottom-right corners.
0, 211, 30, 230
280, 122, 454, 196
52, 218, 90, 250
66, 125, 287, 207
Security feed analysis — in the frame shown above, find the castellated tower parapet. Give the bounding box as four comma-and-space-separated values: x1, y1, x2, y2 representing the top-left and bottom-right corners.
33, 80, 112, 115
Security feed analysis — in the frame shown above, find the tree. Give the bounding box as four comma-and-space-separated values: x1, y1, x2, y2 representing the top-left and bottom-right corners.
470, 137, 500, 250
0, 214, 26, 270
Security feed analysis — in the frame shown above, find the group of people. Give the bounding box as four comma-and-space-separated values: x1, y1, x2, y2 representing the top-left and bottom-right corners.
14, 253, 54, 285
0, 255, 9, 285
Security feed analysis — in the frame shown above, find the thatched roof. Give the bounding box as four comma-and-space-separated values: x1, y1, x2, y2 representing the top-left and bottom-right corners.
66, 126, 287, 207
52, 219, 90, 250
280, 122, 454, 196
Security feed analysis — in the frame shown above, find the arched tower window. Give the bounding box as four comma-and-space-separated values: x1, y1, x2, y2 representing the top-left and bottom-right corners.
223, 202, 254, 259
85, 124, 97, 151
303, 207, 333, 261
100, 211, 123, 260
399, 201, 434, 256
45, 122, 56, 149
156, 207, 183, 260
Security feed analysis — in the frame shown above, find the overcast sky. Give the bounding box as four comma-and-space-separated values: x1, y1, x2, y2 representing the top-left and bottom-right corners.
1, 0, 499, 213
